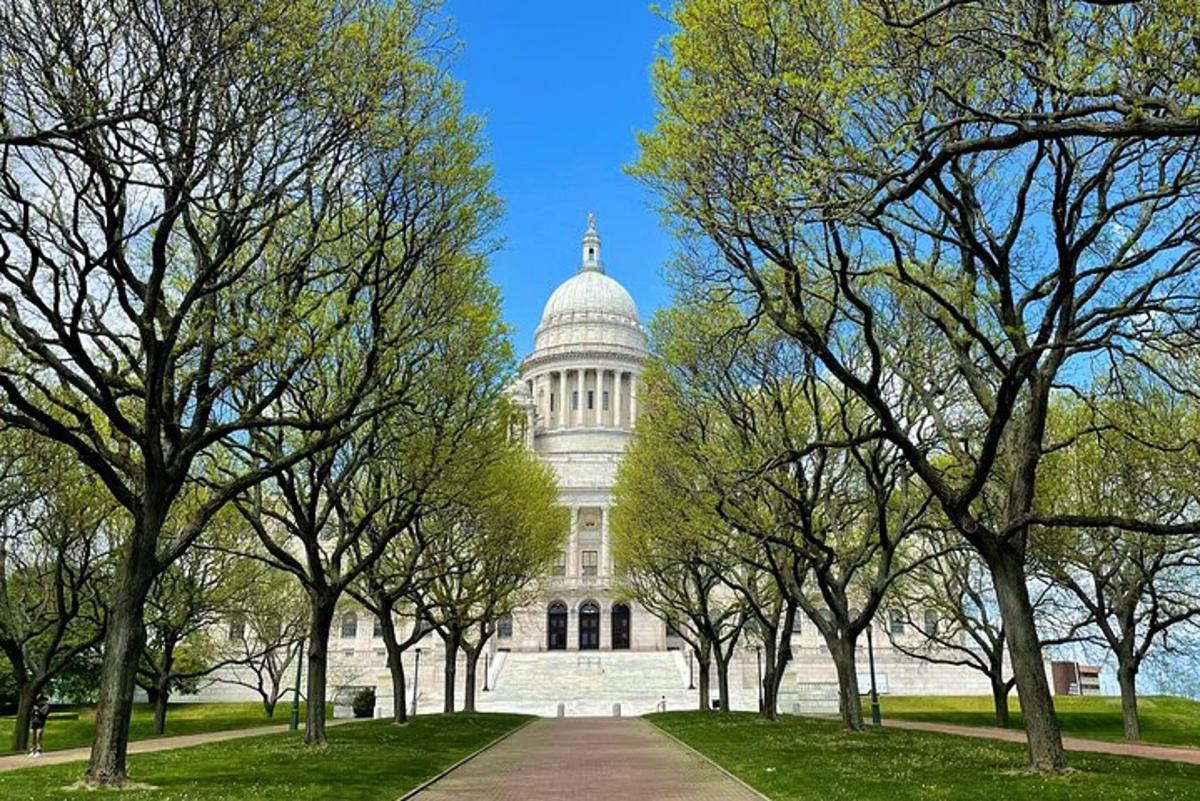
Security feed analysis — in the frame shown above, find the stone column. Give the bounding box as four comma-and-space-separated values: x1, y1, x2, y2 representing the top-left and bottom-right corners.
629, 372, 638, 425
614, 371, 623, 429
568, 505, 579, 576
598, 506, 607, 577
594, 368, 603, 426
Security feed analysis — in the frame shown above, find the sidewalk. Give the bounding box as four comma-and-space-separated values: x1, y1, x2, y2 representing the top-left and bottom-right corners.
407, 717, 766, 801
881, 718, 1200, 765
0, 718, 357, 774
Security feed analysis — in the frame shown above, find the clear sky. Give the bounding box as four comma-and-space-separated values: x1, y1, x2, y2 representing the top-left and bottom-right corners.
442, 1, 675, 355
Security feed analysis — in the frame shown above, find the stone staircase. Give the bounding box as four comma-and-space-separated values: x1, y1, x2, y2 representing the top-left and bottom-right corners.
477, 651, 694, 717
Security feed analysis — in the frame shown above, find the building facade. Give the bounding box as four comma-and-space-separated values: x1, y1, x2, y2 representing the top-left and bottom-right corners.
500, 214, 664, 654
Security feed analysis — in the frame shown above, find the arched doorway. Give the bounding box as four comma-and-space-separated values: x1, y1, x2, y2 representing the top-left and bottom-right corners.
611, 603, 631, 650
579, 601, 600, 650
547, 602, 568, 650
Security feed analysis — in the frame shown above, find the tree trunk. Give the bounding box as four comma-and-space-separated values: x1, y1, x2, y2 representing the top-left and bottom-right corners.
442, 629, 460, 714
829, 636, 864, 732
152, 680, 170, 736
991, 679, 1011, 728
151, 646, 174, 736
713, 649, 731, 712
760, 637, 782, 720
463, 647, 479, 713
696, 651, 711, 710
264, 697, 277, 718
989, 546, 1066, 772
304, 600, 335, 746
375, 604, 409, 724
10, 678, 41, 753
1117, 662, 1141, 742
85, 531, 157, 786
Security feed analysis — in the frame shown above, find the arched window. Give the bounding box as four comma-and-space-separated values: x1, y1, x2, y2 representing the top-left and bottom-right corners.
547, 602, 568, 650
373, 617, 384, 638
579, 601, 600, 650
889, 610, 906, 636
341, 612, 358, 639
924, 609, 939, 636
497, 613, 513, 639
228, 620, 245, 641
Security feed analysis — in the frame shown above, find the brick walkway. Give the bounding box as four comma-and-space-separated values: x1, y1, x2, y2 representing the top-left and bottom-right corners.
881, 718, 1200, 765
408, 717, 766, 801
0, 719, 357, 773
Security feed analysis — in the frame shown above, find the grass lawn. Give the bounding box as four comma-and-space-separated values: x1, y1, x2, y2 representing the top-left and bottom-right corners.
878, 695, 1200, 748
0, 702, 328, 754
0, 712, 528, 801
651, 711, 1200, 801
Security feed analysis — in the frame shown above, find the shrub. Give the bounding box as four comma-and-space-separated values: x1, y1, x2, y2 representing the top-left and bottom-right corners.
351, 687, 376, 718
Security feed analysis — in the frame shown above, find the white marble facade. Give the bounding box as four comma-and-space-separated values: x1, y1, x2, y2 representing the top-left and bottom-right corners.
499, 214, 660, 654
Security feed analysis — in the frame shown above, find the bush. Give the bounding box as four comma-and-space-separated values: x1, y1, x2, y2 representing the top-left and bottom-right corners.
351, 687, 376, 718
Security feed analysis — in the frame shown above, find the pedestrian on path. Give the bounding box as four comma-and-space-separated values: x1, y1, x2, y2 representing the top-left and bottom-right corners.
28, 695, 50, 757
657, 695, 667, 713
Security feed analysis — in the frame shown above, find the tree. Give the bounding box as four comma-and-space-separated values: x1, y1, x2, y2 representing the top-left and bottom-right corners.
237, 271, 509, 743
419, 433, 565, 714
885, 542, 1055, 728
0, 432, 110, 752
1037, 390, 1200, 741
611, 454, 746, 711
635, 0, 1200, 771
137, 529, 259, 735
619, 315, 802, 720
647, 300, 936, 730
0, 0, 495, 784
221, 567, 309, 719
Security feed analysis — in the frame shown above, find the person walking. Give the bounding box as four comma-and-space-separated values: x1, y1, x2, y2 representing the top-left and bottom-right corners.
28, 695, 50, 757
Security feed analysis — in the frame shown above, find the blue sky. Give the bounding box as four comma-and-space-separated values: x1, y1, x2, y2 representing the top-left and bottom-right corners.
442, 2, 675, 355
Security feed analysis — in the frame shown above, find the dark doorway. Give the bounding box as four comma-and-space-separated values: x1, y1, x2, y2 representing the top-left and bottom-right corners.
579, 601, 600, 650
612, 603, 631, 650
547, 602, 568, 650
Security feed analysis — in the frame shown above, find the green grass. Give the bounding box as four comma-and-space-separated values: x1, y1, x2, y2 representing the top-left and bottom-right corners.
878, 695, 1200, 748
0, 702, 328, 754
651, 711, 1200, 801
0, 713, 528, 800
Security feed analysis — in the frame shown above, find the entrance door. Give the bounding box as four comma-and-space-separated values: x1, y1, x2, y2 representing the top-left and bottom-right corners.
579, 601, 600, 650
547, 602, 568, 650
611, 603, 630, 650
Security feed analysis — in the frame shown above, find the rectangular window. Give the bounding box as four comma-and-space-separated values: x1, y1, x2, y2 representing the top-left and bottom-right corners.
341, 613, 358, 639
572, 392, 579, 410
923, 610, 938, 636
373, 618, 384, 638
554, 551, 566, 576
497, 614, 513, 639
602, 391, 610, 411
889, 610, 905, 636
582, 550, 598, 577
587, 390, 594, 410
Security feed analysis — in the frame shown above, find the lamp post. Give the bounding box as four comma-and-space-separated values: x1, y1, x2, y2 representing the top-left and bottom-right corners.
688, 649, 695, 690
866, 623, 882, 726
484, 651, 490, 692
755, 645, 763, 713
289, 638, 305, 732
411, 647, 422, 717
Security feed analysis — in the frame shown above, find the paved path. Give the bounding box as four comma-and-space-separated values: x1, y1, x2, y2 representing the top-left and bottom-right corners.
408, 717, 765, 801
882, 718, 1200, 765
0, 719, 357, 773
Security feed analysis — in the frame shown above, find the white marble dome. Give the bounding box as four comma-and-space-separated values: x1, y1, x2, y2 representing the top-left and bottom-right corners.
530, 218, 646, 355
540, 270, 640, 326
